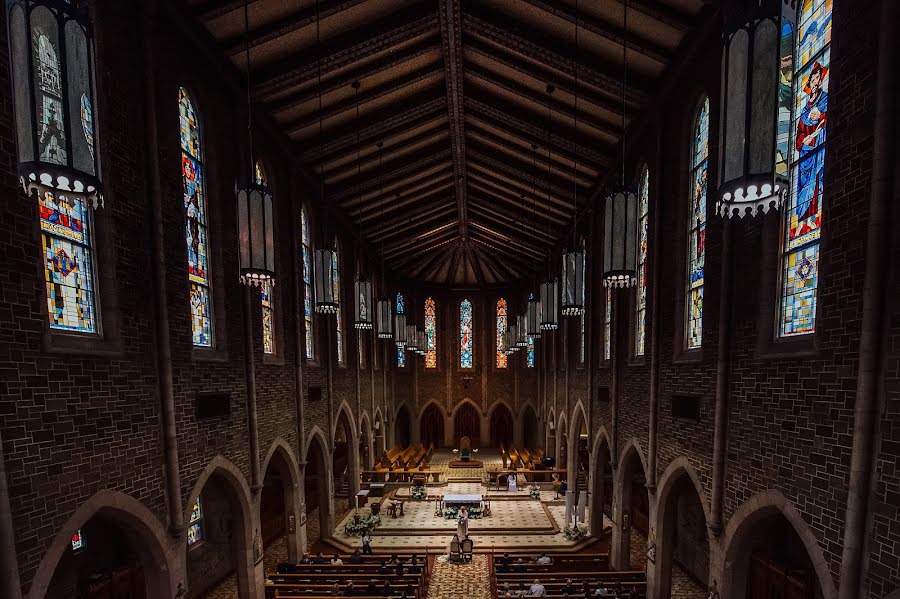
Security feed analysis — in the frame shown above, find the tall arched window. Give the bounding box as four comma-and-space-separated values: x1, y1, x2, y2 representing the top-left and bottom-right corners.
496, 298, 507, 368
424, 297, 437, 368
180, 87, 213, 347
396, 293, 405, 367
300, 205, 314, 360
332, 239, 344, 364
527, 337, 535, 368
687, 97, 710, 349
635, 165, 650, 356
254, 161, 275, 355
779, 0, 831, 337
460, 299, 473, 368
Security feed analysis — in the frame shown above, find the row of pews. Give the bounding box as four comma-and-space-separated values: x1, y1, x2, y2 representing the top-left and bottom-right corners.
363, 444, 438, 483
265, 552, 428, 598
492, 551, 646, 598
500, 444, 545, 470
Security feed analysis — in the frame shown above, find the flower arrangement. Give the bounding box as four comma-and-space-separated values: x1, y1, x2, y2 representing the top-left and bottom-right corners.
442, 506, 484, 520
529, 484, 542, 499
344, 513, 380, 536
563, 523, 588, 541
411, 485, 427, 500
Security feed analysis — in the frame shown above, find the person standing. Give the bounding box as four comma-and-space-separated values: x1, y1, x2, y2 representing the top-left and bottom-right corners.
362, 529, 373, 555
457, 506, 470, 538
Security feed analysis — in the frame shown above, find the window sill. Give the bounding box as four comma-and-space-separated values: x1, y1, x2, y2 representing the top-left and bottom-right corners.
757, 334, 818, 360
263, 352, 285, 366
672, 348, 703, 365
192, 346, 230, 362
628, 356, 647, 367
42, 331, 123, 358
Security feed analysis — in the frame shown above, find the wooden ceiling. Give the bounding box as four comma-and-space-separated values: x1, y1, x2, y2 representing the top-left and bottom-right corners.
188, 0, 711, 286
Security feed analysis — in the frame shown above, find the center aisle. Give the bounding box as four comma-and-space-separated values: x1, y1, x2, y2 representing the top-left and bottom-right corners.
426, 554, 492, 599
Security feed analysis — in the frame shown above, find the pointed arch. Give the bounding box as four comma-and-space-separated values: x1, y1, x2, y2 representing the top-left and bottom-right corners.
686, 95, 710, 349
611, 438, 651, 569
452, 398, 481, 446
260, 438, 301, 493
302, 427, 333, 548
304, 426, 330, 463
488, 401, 514, 448
394, 404, 412, 448
520, 402, 541, 450
26, 491, 175, 599
420, 400, 447, 448
567, 401, 589, 491
333, 400, 359, 445
589, 427, 613, 537
721, 490, 837, 599
260, 438, 302, 561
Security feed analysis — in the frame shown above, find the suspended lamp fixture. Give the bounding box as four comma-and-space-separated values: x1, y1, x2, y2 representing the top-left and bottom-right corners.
406, 324, 418, 353
527, 293, 542, 338
507, 323, 518, 354
374, 142, 393, 338
8, 0, 103, 209
717, 0, 794, 217
516, 314, 528, 348
603, 0, 639, 288
540, 86, 559, 330
311, 0, 337, 315
350, 81, 372, 329
561, 0, 586, 316
395, 312, 408, 346
417, 329, 426, 356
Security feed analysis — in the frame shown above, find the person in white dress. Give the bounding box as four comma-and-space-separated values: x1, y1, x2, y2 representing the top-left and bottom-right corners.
507, 472, 518, 492
457, 507, 469, 538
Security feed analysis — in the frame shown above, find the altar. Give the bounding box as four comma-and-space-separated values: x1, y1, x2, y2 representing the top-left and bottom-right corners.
440, 494, 483, 510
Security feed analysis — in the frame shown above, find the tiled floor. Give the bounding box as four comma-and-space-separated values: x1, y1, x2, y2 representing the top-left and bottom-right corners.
427, 554, 492, 599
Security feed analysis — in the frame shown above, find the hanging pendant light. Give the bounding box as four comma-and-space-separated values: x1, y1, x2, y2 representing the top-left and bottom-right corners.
603, 0, 639, 288
406, 324, 418, 352
8, 0, 103, 209
417, 329, 426, 356
541, 86, 560, 330
394, 312, 408, 346
527, 293, 542, 338
717, 0, 794, 218
516, 315, 528, 348
561, 0, 586, 315
507, 323, 518, 354
236, 1, 275, 286
374, 141, 393, 339
314, 245, 338, 314
349, 81, 372, 329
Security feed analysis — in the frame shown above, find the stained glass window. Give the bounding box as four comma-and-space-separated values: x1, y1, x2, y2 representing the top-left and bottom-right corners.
779, 0, 831, 336
635, 166, 650, 356
460, 299, 473, 368
71, 529, 84, 552
425, 297, 437, 368
187, 497, 203, 546
396, 293, 405, 367
180, 87, 213, 347
580, 313, 586, 364
687, 97, 709, 349
604, 287, 612, 361
527, 336, 535, 368
333, 241, 344, 364
496, 298, 508, 368
41, 190, 98, 333
301, 206, 314, 360
254, 162, 275, 355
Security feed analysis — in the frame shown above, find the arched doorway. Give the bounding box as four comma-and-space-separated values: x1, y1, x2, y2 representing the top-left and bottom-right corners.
304, 434, 332, 548
260, 445, 300, 565
333, 408, 359, 510
26, 491, 174, 599
489, 403, 513, 448
395, 405, 411, 448
568, 407, 589, 493
522, 405, 540, 449
454, 401, 480, 446
420, 403, 445, 448
613, 445, 650, 570
589, 436, 612, 537
359, 415, 374, 471
653, 465, 710, 599
722, 493, 836, 599
185, 467, 255, 598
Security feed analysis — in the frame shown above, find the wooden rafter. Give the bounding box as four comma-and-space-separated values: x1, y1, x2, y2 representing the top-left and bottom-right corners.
438, 0, 468, 239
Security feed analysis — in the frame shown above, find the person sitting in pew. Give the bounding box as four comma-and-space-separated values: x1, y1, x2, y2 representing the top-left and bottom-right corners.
535, 553, 552, 565
529, 579, 547, 597
377, 559, 390, 574
395, 560, 406, 577
514, 557, 528, 573
409, 554, 421, 573
593, 582, 609, 596
330, 581, 341, 596
387, 554, 400, 565
581, 581, 592, 598
499, 552, 513, 566
366, 579, 379, 595
401, 584, 415, 599
348, 549, 364, 564
561, 578, 576, 595
380, 580, 393, 597
312, 552, 326, 564
343, 581, 357, 596
331, 554, 344, 565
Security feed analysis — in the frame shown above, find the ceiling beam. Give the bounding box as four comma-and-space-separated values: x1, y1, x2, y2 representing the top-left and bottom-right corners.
192, 0, 258, 21
466, 65, 621, 140
472, 243, 520, 281
327, 146, 451, 203
467, 145, 588, 202
445, 243, 465, 285
406, 244, 453, 279
469, 222, 544, 259
438, 0, 468, 239
323, 126, 447, 180
470, 235, 537, 273
467, 202, 556, 243
464, 12, 649, 106
284, 65, 444, 135
384, 228, 458, 261
467, 210, 550, 252
466, 243, 487, 287
466, 95, 611, 167
364, 201, 457, 238
299, 94, 445, 161
466, 162, 576, 217
353, 178, 455, 220
517, 0, 670, 65
222, 0, 369, 56
613, 0, 694, 32
394, 237, 454, 271
368, 206, 457, 245
253, 6, 438, 97
266, 37, 440, 113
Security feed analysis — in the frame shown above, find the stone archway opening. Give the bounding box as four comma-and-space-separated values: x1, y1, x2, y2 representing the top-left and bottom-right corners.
522, 405, 540, 450
454, 401, 480, 446
45, 515, 152, 598
489, 403, 513, 449
420, 403, 446, 448
333, 410, 354, 504
260, 449, 299, 567
589, 438, 612, 538
359, 417, 373, 471
304, 436, 331, 549
726, 512, 827, 599
186, 471, 253, 598
656, 473, 710, 599
394, 405, 412, 448
615, 448, 650, 570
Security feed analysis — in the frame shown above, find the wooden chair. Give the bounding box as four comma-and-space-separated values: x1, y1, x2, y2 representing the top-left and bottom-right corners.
460, 537, 474, 562
449, 539, 462, 563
